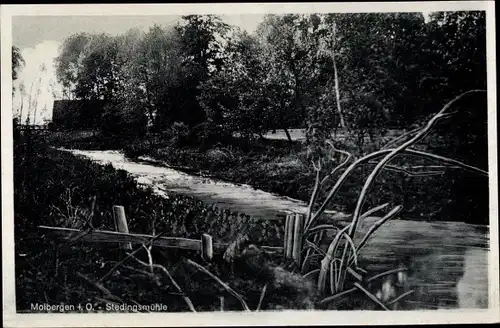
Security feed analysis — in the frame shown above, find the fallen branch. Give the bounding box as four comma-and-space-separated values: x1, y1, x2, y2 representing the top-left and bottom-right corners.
349, 90, 487, 247
402, 149, 488, 176
256, 284, 268, 311
306, 103, 488, 232
187, 259, 250, 311
128, 254, 196, 312
377, 164, 445, 177
387, 290, 415, 306
98, 231, 167, 283
359, 203, 390, 220
77, 272, 124, 304
349, 205, 403, 263
382, 126, 421, 149
354, 282, 389, 310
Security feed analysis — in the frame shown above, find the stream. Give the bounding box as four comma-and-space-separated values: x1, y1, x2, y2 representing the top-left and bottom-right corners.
60, 148, 490, 310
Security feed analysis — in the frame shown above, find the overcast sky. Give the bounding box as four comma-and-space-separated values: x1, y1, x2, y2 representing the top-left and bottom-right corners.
13, 15, 265, 49
11, 12, 435, 124
12, 14, 265, 124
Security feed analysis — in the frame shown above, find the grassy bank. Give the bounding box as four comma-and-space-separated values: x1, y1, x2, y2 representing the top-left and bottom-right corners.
16, 127, 489, 313
16, 136, 331, 312
48, 129, 489, 225
127, 137, 489, 225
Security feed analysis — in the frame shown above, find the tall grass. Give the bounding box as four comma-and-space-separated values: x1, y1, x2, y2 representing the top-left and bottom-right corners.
14, 139, 290, 312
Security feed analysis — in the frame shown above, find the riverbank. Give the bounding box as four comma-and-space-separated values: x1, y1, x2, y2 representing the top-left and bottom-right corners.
16, 134, 490, 311
48, 129, 490, 225
55, 147, 490, 310
129, 137, 490, 225
14, 137, 304, 312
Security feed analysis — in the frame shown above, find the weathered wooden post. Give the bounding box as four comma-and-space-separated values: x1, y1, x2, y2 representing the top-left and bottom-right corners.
112, 205, 132, 250
201, 233, 213, 261
317, 256, 330, 293
219, 296, 224, 312
292, 214, 305, 265
284, 214, 290, 258
284, 214, 295, 259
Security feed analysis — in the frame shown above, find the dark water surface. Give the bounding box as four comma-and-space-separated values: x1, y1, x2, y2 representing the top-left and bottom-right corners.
61, 148, 490, 310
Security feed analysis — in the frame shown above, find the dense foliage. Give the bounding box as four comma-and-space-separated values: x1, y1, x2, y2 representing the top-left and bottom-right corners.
47, 11, 489, 227
54, 12, 486, 145
119, 131, 489, 226
12, 46, 25, 83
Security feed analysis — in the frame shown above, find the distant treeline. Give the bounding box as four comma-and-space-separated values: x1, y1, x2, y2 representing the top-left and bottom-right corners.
53, 12, 486, 144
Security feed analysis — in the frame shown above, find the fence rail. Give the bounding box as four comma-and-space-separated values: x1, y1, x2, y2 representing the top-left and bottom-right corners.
39, 205, 297, 261
38, 204, 413, 310
39, 225, 228, 251
17, 124, 51, 131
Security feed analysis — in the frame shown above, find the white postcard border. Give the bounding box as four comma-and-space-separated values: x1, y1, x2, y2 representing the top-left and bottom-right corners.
1, 2, 498, 327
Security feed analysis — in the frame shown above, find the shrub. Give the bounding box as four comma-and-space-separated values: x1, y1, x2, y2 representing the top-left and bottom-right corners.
100, 100, 148, 138
160, 121, 191, 147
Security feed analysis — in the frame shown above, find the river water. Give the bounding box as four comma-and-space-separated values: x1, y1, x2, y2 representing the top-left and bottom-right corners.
60, 148, 490, 310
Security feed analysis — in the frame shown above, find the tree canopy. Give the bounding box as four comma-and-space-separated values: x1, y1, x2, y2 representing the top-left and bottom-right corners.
12, 46, 25, 94
54, 12, 487, 143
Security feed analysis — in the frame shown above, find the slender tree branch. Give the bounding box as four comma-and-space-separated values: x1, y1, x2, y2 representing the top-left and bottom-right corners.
380, 164, 445, 177
306, 159, 322, 225
337, 89, 487, 289
256, 284, 268, 311
403, 149, 488, 176
383, 126, 421, 149
187, 259, 250, 311
321, 141, 353, 185
305, 140, 487, 232
99, 231, 166, 283
128, 254, 197, 312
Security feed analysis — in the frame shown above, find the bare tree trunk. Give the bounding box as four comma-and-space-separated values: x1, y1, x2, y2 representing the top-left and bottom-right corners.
332, 54, 346, 129
143, 71, 156, 131
331, 22, 346, 130
26, 80, 36, 125
32, 77, 42, 125
18, 95, 25, 125
284, 128, 293, 144
278, 97, 294, 144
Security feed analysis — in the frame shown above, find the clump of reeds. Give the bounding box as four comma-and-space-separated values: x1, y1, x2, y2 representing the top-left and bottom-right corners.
298, 89, 488, 309
159, 90, 489, 311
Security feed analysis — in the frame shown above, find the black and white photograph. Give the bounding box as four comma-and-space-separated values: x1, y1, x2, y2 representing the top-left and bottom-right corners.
1, 2, 498, 327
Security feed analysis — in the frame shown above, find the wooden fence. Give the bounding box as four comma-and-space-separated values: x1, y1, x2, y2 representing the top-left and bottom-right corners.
38, 205, 415, 310
17, 124, 51, 131
39, 205, 297, 262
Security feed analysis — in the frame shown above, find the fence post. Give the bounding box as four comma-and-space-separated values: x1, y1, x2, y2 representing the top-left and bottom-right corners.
284, 214, 295, 259
284, 214, 289, 257
292, 214, 305, 265
219, 296, 224, 312
112, 205, 132, 250
201, 233, 213, 261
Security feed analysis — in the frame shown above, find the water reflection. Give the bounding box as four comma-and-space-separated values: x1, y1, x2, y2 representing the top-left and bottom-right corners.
361, 246, 489, 310
456, 248, 489, 308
